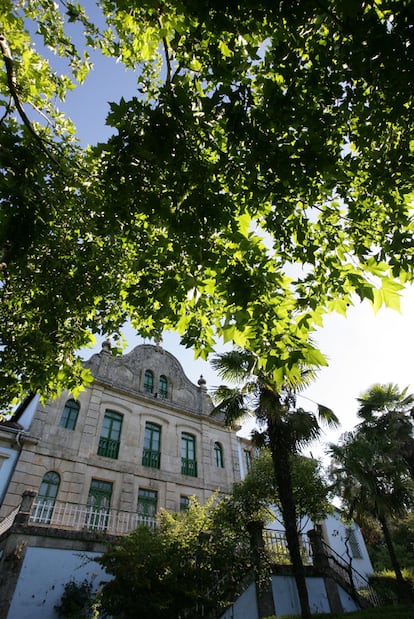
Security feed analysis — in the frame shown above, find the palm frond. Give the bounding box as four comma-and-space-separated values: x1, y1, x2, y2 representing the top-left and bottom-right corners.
287, 409, 322, 448
211, 349, 257, 384
357, 383, 414, 420
317, 403, 339, 428
210, 386, 250, 427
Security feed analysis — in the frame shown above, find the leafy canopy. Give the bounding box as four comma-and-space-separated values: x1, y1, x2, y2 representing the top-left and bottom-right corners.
1, 1, 413, 409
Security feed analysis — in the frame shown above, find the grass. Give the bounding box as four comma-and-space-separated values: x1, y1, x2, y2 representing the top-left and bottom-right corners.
275, 605, 414, 619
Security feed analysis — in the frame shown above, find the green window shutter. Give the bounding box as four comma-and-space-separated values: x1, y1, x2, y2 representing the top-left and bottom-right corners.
144, 370, 154, 393
98, 410, 122, 459
137, 488, 158, 518
244, 449, 252, 472
159, 375, 168, 398
33, 471, 60, 524
181, 433, 197, 476
180, 495, 190, 512
60, 399, 79, 430
86, 479, 113, 531
214, 442, 224, 468
142, 422, 161, 468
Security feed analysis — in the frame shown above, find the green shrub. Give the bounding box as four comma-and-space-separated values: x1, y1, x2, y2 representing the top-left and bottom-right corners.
369, 569, 414, 604
55, 579, 96, 619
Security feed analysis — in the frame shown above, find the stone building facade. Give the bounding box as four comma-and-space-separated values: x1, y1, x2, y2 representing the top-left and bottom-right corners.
0, 342, 243, 526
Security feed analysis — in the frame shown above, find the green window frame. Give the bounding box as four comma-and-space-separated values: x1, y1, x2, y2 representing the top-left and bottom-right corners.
159, 375, 168, 398
180, 495, 190, 512
244, 449, 252, 472
60, 399, 79, 430
98, 410, 122, 459
137, 488, 158, 519
86, 479, 113, 531
144, 369, 154, 393
142, 422, 161, 468
181, 432, 197, 477
214, 442, 224, 468
32, 471, 60, 524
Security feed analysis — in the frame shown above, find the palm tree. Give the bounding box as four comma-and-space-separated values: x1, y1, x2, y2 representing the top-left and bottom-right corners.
330, 425, 414, 602
211, 348, 338, 619
357, 383, 414, 477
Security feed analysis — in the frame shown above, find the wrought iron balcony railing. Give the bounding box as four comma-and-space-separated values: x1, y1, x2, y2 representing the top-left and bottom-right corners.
142, 448, 161, 469
181, 458, 197, 477
97, 437, 120, 459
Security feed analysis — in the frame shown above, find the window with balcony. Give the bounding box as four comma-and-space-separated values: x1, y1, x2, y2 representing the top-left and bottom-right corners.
159, 375, 168, 398
181, 432, 197, 477
60, 399, 79, 430
144, 369, 154, 393
98, 410, 122, 459
142, 422, 161, 468
214, 442, 224, 468
32, 471, 60, 524
86, 479, 113, 531
137, 488, 158, 522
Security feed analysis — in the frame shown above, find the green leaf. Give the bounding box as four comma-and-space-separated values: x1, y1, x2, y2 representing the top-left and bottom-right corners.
218, 40, 232, 58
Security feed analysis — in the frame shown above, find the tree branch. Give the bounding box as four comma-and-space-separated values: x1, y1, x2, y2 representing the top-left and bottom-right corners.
0, 33, 62, 168
156, 15, 172, 84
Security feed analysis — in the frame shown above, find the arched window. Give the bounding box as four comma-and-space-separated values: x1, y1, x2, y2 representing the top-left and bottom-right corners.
32, 471, 60, 524
214, 442, 224, 468
159, 375, 168, 398
60, 399, 80, 430
144, 370, 154, 393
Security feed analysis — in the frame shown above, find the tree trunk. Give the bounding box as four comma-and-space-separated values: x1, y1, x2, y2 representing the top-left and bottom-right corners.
378, 513, 409, 602
268, 416, 311, 619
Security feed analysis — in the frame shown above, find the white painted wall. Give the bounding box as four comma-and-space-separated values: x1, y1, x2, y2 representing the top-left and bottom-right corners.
0, 448, 19, 505
220, 582, 259, 619
321, 510, 374, 579
265, 505, 373, 580
219, 575, 358, 618
18, 394, 40, 431
7, 547, 108, 619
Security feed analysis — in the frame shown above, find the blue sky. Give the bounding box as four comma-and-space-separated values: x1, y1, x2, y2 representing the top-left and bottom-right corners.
42, 28, 414, 455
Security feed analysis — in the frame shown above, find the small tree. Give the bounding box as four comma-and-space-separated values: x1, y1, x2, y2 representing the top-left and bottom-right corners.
55, 579, 95, 619
98, 495, 251, 618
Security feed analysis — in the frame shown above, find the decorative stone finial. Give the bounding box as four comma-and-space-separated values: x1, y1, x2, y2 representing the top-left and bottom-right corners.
155, 336, 163, 350
101, 339, 112, 354
198, 375, 207, 390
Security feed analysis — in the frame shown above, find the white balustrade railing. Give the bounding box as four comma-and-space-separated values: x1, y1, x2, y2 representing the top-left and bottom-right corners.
0, 505, 20, 537
29, 500, 156, 535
